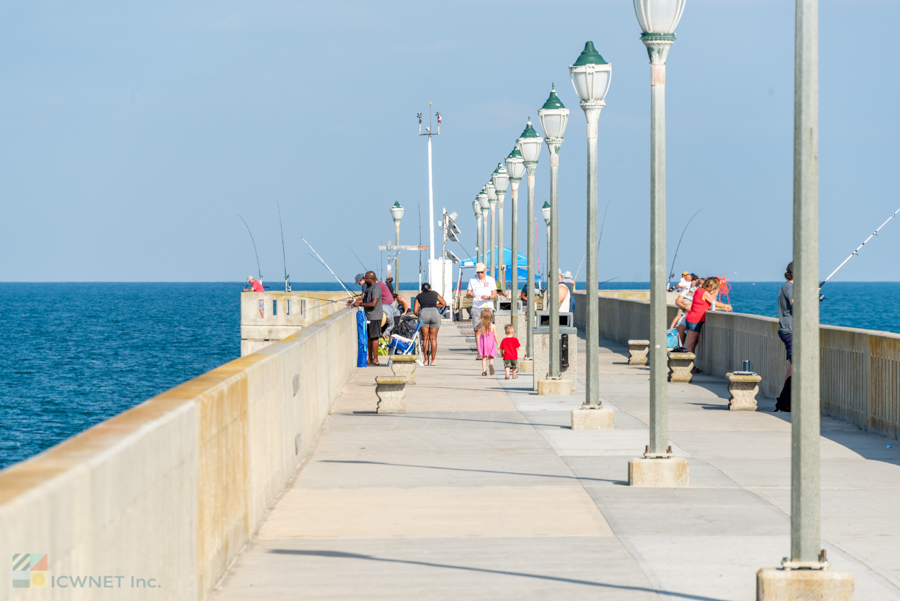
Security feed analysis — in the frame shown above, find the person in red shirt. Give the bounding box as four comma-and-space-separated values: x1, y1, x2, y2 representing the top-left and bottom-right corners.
684, 277, 732, 368
499, 324, 521, 380
245, 276, 264, 293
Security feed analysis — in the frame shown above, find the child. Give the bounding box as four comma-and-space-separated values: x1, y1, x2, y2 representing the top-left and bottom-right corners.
499, 324, 520, 380
477, 309, 500, 376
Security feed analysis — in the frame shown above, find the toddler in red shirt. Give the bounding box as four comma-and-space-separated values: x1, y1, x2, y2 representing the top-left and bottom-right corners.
499, 324, 521, 380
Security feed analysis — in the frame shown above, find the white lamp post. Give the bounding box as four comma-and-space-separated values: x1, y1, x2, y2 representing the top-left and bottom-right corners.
492, 163, 509, 292
517, 118, 543, 362
538, 85, 568, 381
473, 198, 483, 267
542, 201, 551, 285
390, 201, 404, 292
570, 40, 612, 415
505, 148, 525, 320
631, 0, 687, 478
478, 188, 490, 268
486, 180, 497, 281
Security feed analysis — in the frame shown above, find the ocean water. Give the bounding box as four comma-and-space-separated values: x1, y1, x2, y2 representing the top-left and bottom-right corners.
1, 281, 898, 471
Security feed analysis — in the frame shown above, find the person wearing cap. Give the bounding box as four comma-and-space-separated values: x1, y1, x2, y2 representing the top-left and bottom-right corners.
466, 262, 497, 336
385, 277, 395, 296
244, 276, 264, 293
775, 262, 794, 411
675, 271, 692, 291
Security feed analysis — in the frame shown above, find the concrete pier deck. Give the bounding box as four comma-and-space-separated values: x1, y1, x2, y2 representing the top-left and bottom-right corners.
211, 325, 900, 600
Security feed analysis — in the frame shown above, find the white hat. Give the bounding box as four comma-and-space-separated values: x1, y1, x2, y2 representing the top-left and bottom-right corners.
563, 271, 572, 279
247, 275, 255, 281
475, 262, 486, 272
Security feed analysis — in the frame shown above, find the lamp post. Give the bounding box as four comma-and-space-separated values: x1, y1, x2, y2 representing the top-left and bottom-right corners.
473, 198, 483, 267
517, 118, 542, 362
493, 163, 509, 292
486, 180, 497, 280
542, 201, 551, 284
631, 0, 687, 477
505, 148, 525, 320
570, 41, 612, 410
478, 188, 490, 268
390, 201, 404, 291
538, 85, 568, 380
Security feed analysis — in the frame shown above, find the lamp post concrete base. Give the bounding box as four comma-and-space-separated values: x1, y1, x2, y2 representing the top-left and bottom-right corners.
756, 568, 854, 600
571, 406, 614, 430
518, 359, 534, 374
537, 377, 572, 396
628, 457, 689, 487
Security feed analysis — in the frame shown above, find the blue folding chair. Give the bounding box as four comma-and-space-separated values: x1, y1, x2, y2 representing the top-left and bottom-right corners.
387, 319, 422, 360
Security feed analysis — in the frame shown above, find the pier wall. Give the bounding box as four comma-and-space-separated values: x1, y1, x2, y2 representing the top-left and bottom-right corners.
240, 291, 349, 355
573, 291, 900, 441
0, 307, 357, 600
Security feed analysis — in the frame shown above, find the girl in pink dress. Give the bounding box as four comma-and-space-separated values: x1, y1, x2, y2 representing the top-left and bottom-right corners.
477, 309, 500, 376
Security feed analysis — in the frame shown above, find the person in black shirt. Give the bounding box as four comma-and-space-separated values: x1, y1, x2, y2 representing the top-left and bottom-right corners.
414, 283, 447, 365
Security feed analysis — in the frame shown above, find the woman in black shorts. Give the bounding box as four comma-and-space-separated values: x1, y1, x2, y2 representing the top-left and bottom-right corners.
414, 283, 447, 366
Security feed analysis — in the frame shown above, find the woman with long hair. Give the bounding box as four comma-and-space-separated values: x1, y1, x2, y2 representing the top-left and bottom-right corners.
476, 308, 500, 376
414, 283, 447, 366
684, 277, 732, 366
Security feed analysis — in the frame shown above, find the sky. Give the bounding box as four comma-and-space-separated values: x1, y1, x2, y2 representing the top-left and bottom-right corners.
1, 0, 899, 283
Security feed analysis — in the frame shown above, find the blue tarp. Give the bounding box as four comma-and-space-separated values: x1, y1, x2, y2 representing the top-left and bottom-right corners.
356, 310, 368, 367
459, 247, 538, 282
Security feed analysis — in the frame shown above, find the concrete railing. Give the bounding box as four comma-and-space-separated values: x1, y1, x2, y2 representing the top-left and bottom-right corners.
573, 291, 900, 441
0, 307, 357, 600
241, 291, 350, 355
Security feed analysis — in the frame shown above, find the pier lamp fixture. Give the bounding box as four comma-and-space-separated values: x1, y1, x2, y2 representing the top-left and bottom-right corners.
517, 118, 542, 361
473, 198, 483, 266
538, 84, 568, 381
486, 180, 498, 280
505, 148, 525, 318
629, 0, 688, 482
478, 188, 490, 268
570, 40, 612, 418
390, 201, 404, 289
492, 163, 509, 292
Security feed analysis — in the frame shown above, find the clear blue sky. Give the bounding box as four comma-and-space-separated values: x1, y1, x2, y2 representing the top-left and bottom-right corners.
2, 1, 898, 283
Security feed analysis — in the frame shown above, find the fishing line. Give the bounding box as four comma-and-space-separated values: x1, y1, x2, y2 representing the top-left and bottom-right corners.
574, 197, 612, 287
237, 214, 262, 281
277, 202, 290, 292
348, 246, 367, 271
819, 206, 900, 300
302, 238, 355, 297
668, 208, 704, 286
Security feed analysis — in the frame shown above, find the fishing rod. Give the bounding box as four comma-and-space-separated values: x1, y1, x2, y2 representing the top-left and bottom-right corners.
277, 202, 290, 292
574, 197, 612, 287
302, 238, 355, 297
819, 206, 900, 299
667, 208, 704, 287
237, 214, 262, 281
417, 201, 423, 288
348, 246, 367, 271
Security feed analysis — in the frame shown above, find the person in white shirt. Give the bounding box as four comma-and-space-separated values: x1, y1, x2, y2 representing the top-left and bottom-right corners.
675, 271, 692, 291
557, 270, 571, 312
466, 262, 497, 335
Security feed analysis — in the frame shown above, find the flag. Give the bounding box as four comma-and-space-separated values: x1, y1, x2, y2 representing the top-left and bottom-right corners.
436, 112, 442, 125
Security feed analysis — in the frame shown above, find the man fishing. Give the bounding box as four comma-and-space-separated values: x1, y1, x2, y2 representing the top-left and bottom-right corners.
244, 276, 264, 292
350, 272, 384, 366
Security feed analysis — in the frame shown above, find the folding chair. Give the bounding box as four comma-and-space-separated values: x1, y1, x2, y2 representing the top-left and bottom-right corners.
387, 319, 423, 366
